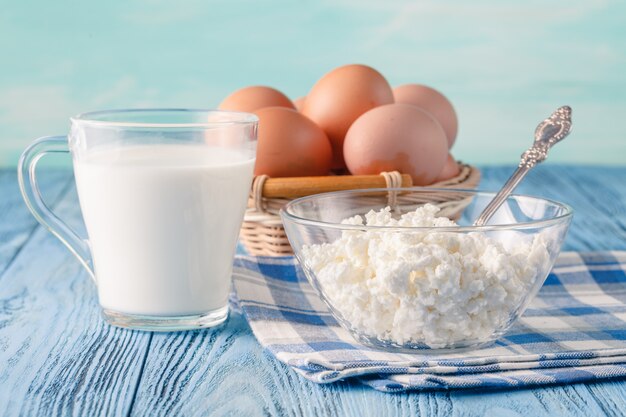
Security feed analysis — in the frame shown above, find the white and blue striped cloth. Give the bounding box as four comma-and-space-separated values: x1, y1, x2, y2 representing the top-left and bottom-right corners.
232, 251, 626, 392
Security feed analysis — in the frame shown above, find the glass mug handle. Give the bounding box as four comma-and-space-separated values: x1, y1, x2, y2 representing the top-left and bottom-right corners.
17, 136, 96, 282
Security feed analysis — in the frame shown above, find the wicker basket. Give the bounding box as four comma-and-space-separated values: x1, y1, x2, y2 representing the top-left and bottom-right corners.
240, 162, 481, 256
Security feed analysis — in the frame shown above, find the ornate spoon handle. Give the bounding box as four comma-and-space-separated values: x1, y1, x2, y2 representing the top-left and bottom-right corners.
473, 106, 572, 226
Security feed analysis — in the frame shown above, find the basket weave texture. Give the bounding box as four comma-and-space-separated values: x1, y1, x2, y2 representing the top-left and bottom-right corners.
240, 162, 481, 256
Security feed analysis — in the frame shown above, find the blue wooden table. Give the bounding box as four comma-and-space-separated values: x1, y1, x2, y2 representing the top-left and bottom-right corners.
1, 165, 626, 417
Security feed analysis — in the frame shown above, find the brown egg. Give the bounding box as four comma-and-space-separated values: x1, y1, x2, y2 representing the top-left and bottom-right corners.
343, 104, 448, 185
393, 84, 458, 149
434, 153, 461, 182
254, 107, 332, 177
219, 86, 295, 113
302, 64, 394, 169
293, 96, 306, 111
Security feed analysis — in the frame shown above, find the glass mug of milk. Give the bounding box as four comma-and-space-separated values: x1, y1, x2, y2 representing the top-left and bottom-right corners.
18, 109, 257, 331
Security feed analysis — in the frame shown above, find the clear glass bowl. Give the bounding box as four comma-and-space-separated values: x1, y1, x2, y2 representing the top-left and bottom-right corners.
280, 188, 573, 352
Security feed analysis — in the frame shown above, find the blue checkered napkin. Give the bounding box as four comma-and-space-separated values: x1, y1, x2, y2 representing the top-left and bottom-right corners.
232, 252, 626, 392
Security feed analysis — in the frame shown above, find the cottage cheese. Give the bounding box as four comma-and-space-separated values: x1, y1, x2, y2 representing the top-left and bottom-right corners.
301, 204, 551, 348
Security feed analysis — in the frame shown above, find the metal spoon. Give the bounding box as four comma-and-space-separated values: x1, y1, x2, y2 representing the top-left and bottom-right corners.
473, 106, 572, 226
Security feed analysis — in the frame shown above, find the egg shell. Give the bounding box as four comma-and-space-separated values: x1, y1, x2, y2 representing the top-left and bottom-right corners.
302, 64, 394, 169
343, 103, 448, 185
219, 86, 295, 113
293, 96, 306, 111
434, 153, 461, 182
254, 107, 332, 177
393, 84, 458, 149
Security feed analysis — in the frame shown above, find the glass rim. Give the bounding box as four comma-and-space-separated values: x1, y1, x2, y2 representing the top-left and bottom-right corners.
280, 187, 574, 232
70, 108, 259, 128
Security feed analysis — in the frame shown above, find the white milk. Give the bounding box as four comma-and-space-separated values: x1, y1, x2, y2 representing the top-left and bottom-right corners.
74, 144, 255, 316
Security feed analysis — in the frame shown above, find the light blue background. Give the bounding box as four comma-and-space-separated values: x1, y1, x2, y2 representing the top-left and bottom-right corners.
1, 0, 625, 166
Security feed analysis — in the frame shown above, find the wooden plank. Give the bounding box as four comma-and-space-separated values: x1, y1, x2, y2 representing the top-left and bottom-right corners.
130, 166, 626, 416
582, 380, 626, 416
0, 169, 72, 274
130, 316, 613, 417
132, 313, 448, 416
0, 175, 151, 417
2, 166, 625, 417
480, 165, 626, 251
